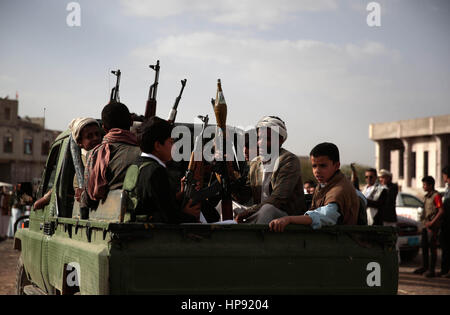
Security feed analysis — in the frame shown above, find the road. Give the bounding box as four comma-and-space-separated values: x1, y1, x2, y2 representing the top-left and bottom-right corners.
1, 238, 450, 295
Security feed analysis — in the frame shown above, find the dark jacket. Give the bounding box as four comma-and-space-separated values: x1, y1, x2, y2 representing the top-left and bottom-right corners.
133, 156, 197, 223
311, 170, 360, 225
234, 148, 307, 218
382, 182, 398, 223
81, 142, 140, 209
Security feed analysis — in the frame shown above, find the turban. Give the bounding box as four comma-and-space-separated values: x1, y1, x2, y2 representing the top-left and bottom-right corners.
68, 117, 99, 142
256, 116, 288, 142
379, 169, 392, 178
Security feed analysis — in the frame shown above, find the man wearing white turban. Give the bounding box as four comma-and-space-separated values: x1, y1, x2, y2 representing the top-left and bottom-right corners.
68, 117, 102, 152
234, 116, 306, 224
33, 118, 102, 210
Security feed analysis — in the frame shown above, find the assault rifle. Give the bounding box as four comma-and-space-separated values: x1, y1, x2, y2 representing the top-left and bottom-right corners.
167, 79, 187, 125
110, 69, 121, 103
144, 60, 160, 119
183, 115, 221, 208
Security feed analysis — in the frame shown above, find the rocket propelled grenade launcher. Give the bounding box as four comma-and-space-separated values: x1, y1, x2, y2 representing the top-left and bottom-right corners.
110, 69, 121, 103
213, 79, 233, 221
145, 60, 160, 119
167, 79, 187, 124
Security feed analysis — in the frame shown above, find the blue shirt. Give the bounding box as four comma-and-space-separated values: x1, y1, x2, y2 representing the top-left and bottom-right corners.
305, 203, 341, 230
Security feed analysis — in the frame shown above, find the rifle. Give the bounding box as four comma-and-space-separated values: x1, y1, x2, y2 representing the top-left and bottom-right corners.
144, 60, 160, 119
110, 69, 121, 103
183, 115, 221, 208
213, 79, 234, 221
167, 79, 187, 124
350, 163, 360, 191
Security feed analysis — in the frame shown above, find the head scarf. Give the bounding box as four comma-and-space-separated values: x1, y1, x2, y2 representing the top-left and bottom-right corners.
256, 116, 288, 142
68, 117, 99, 142
379, 169, 392, 178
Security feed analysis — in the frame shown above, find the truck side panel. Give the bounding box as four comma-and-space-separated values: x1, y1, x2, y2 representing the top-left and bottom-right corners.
47, 233, 109, 295
108, 225, 398, 294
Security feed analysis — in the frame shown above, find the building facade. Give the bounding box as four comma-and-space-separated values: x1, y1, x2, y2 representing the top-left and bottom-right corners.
0, 97, 60, 186
369, 114, 450, 191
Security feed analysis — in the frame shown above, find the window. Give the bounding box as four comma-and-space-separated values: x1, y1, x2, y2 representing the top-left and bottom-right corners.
399, 148, 404, 179
411, 152, 416, 178
3, 136, 13, 153
40, 143, 61, 198
423, 151, 429, 177
42, 141, 50, 156
401, 194, 423, 208
24, 138, 33, 155
4, 107, 11, 120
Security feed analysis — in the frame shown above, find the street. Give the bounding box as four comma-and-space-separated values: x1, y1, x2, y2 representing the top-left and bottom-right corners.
1, 238, 450, 295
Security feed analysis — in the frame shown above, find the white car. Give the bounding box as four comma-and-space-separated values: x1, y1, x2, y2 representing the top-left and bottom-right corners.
396, 192, 424, 223
396, 192, 424, 262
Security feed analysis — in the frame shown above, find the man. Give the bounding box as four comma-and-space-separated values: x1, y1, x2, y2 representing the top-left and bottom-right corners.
441, 166, 450, 277
303, 179, 316, 210
414, 176, 444, 277
362, 168, 387, 226
378, 169, 398, 225
269, 142, 359, 232
0, 187, 11, 242
81, 102, 141, 215
33, 117, 102, 210
69, 117, 103, 200
125, 117, 201, 223
378, 169, 400, 262
234, 116, 306, 224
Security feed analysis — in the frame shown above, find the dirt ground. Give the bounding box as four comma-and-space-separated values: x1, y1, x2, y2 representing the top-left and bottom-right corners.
1, 238, 450, 295
0, 239, 18, 295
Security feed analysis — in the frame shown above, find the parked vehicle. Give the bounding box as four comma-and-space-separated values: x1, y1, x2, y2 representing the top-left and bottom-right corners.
396, 192, 424, 223
13, 127, 399, 295
394, 192, 425, 262
397, 215, 421, 262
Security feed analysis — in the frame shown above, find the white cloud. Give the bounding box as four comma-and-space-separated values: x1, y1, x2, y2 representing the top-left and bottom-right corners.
126, 32, 403, 164
120, 0, 338, 28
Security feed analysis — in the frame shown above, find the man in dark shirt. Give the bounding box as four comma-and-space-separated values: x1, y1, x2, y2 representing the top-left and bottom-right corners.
80, 102, 141, 215
378, 169, 398, 225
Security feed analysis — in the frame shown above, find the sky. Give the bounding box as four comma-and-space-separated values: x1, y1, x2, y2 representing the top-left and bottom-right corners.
0, 0, 449, 165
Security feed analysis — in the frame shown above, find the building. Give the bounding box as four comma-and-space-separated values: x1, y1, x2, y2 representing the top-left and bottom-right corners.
0, 97, 61, 186
369, 114, 450, 191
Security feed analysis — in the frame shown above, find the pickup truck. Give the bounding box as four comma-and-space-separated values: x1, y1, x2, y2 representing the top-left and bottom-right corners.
13, 127, 399, 295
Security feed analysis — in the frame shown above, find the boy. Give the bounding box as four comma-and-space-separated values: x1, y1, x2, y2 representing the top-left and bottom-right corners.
269, 142, 359, 232
414, 176, 444, 277
128, 116, 201, 223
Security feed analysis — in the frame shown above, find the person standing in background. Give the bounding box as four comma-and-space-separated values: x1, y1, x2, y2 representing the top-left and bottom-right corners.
0, 186, 12, 242
439, 166, 450, 277
414, 176, 444, 278
378, 169, 400, 263
363, 168, 387, 226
